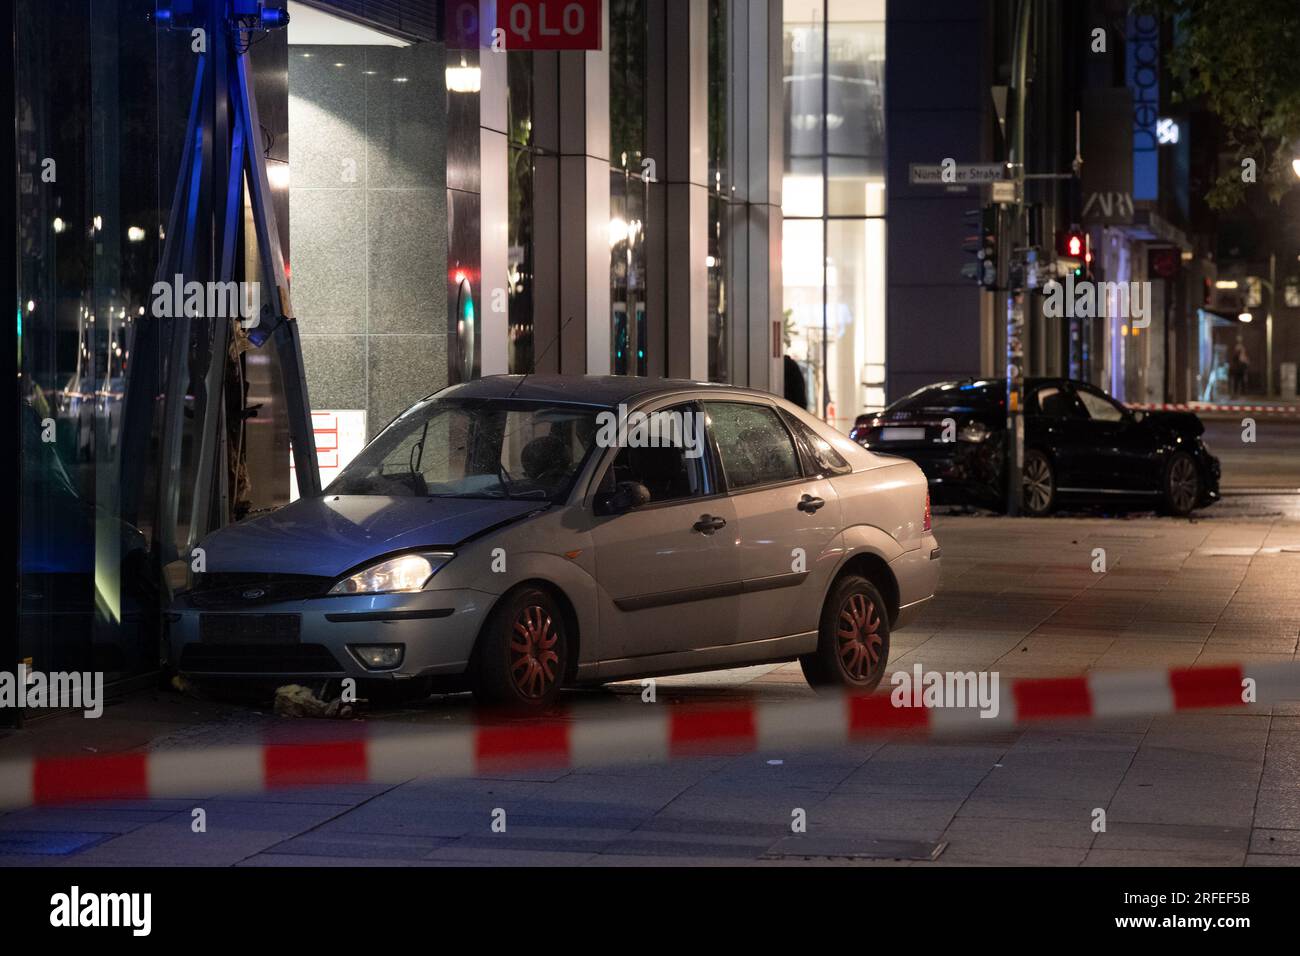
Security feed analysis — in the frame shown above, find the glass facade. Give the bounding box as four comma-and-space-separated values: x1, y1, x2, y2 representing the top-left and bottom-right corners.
706, 0, 729, 383
11, 0, 787, 694
782, 0, 887, 433
16, 0, 187, 684
507, 50, 537, 373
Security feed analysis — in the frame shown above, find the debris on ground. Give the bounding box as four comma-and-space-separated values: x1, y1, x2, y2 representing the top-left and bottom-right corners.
273, 684, 355, 719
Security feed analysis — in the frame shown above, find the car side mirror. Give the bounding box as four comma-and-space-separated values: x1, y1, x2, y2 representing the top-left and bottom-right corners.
595, 480, 651, 516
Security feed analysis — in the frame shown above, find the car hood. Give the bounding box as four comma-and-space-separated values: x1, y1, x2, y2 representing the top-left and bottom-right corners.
197, 496, 544, 578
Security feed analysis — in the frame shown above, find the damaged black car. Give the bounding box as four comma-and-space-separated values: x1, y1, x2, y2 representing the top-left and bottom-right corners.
849, 378, 1221, 517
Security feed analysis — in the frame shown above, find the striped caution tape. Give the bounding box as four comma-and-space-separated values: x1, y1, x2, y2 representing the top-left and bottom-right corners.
1127, 401, 1300, 416
1, 662, 1297, 810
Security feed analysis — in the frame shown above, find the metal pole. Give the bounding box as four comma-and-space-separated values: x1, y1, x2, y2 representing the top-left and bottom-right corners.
1004, 0, 1033, 516
1267, 251, 1276, 396
235, 49, 321, 496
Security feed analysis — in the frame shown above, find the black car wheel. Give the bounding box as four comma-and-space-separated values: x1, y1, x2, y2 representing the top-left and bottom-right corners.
800, 574, 890, 692
1161, 451, 1200, 517
1022, 449, 1056, 516
472, 585, 568, 711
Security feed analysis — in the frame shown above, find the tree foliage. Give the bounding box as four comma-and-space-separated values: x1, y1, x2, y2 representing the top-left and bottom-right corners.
1140, 0, 1300, 209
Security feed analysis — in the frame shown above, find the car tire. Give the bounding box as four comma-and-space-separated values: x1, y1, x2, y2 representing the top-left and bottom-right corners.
471, 585, 569, 712
1161, 451, 1200, 517
800, 574, 891, 692
1022, 449, 1056, 517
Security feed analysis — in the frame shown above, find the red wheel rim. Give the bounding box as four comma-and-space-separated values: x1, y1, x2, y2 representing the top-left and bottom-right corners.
836, 593, 883, 681
509, 605, 560, 699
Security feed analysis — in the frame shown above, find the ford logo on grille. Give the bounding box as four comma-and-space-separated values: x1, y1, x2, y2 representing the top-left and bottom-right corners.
241, 588, 267, 600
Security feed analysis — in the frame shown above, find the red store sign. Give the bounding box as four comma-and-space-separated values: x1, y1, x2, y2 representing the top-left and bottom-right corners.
497, 0, 601, 50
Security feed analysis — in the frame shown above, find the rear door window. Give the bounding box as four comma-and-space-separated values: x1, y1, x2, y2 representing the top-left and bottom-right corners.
705, 402, 803, 491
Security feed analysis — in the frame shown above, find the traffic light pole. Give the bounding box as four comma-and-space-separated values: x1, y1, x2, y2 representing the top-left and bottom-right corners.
1002, 0, 1033, 516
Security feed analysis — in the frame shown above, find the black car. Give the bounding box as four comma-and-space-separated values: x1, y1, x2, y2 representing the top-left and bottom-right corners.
849, 378, 1221, 517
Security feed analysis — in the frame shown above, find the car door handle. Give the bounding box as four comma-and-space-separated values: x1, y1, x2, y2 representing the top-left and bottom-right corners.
797, 494, 825, 513
693, 514, 727, 534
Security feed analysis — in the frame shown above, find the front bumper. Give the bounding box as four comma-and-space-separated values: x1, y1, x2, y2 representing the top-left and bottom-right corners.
167, 587, 497, 681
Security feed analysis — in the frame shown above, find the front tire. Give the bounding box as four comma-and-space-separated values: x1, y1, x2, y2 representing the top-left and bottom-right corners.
800, 574, 890, 692
1022, 449, 1056, 516
471, 586, 569, 712
1161, 451, 1200, 517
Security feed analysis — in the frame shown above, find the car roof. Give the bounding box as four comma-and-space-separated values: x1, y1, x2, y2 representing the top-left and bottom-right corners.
437, 374, 770, 407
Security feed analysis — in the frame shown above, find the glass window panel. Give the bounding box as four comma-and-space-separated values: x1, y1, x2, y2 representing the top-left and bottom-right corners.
506, 50, 534, 148
17, 0, 179, 682
610, 170, 648, 376
826, 19, 885, 216
705, 402, 803, 489
783, 3, 825, 218
508, 145, 535, 373
827, 218, 887, 432
782, 218, 825, 417
609, 0, 648, 170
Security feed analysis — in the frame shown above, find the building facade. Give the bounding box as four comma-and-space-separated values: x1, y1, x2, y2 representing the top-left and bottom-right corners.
7, 0, 792, 694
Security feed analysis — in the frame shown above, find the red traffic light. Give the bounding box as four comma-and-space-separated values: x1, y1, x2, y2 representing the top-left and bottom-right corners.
1058, 228, 1085, 260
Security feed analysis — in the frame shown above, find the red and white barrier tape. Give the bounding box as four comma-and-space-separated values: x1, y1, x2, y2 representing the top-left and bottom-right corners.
2, 662, 1297, 810
1128, 401, 1300, 415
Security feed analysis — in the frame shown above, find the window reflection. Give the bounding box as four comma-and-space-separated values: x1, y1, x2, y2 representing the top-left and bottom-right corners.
610, 0, 650, 376
782, 0, 887, 433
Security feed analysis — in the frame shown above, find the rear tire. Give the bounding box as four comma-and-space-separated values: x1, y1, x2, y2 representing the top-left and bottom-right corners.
1021, 449, 1056, 517
471, 586, 568, 712
800, 574, 891, 692
1161, 451, 1200, 517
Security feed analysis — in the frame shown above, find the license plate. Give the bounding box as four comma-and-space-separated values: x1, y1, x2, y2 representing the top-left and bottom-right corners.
880, 427, 926, 442
200, 613, 301, 644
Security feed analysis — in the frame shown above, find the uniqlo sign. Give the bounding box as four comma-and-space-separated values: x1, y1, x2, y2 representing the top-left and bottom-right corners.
498, 0, 601, 50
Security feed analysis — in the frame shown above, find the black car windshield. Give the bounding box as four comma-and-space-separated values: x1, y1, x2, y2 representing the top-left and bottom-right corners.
327, 398, 603, 501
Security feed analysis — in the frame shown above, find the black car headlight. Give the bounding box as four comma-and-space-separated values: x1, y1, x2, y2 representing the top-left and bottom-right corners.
328, 551, 455, 595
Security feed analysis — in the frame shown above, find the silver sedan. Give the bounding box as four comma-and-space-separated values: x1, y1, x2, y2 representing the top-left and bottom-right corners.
169, 376, 941, 710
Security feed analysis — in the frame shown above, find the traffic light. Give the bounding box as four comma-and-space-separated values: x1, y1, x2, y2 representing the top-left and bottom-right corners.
961, 206, 999, 290
1057, 227, 1087, 278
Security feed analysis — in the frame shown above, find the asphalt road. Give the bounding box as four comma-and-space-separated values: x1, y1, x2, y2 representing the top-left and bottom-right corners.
1202, 417, 1300, 493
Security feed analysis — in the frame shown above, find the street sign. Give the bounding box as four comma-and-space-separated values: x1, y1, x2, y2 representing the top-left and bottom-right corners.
990, 180, 1018, 204
909, 163, 1007, 185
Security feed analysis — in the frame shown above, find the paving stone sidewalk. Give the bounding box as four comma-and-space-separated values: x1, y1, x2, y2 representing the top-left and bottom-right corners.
2, 511, 1298, 866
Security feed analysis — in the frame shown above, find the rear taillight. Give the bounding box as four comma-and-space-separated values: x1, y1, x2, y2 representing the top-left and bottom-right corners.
923, 490, 932, 532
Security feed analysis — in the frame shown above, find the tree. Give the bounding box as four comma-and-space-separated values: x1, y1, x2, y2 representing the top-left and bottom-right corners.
1141, 0, 1300, 209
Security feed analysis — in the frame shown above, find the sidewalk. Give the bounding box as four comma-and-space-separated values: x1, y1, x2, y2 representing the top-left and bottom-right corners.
2, 511, 1298, 865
